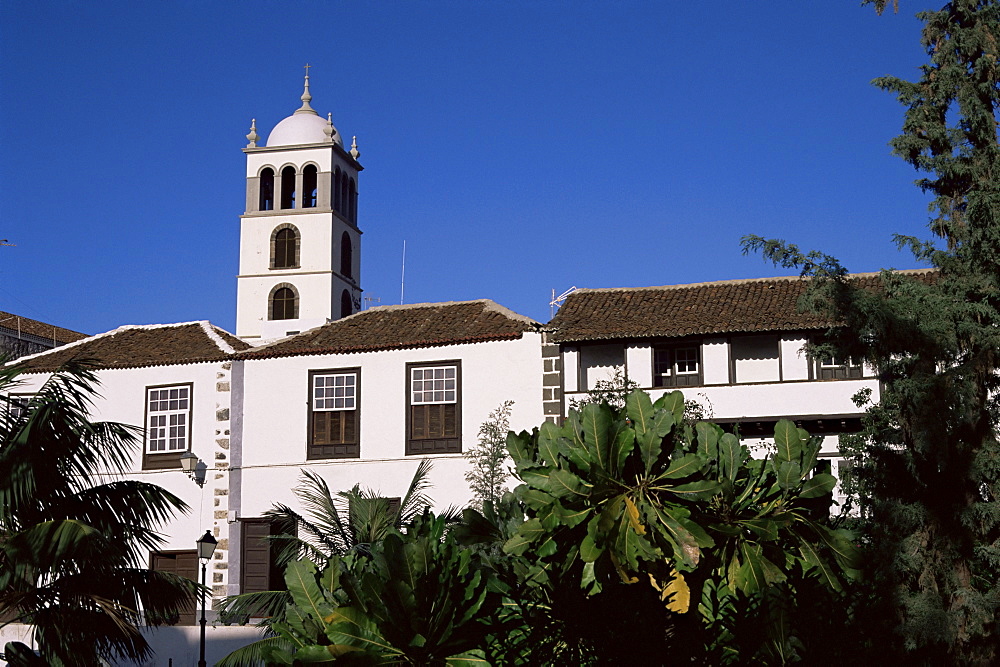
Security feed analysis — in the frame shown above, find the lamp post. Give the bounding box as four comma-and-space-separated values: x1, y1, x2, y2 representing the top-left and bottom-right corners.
196, 530, 218, 667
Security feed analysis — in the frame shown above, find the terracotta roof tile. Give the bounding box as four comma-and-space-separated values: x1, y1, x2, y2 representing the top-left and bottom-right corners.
547, 271, 936, 343
0, 311, 87, 346
13, 321, 251, 373
241, 300, 539, 359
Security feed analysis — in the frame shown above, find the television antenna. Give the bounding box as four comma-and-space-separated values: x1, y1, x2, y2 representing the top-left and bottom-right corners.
550, 286, 578, 318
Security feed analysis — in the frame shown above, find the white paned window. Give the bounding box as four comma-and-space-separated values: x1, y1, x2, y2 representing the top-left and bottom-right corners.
411, 366, 457, 405
7, 394, 31, 421
146, 386, 190, 453
313, 373, 357, 411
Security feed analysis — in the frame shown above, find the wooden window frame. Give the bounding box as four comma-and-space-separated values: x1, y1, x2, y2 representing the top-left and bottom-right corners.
240, 517, 292, 597
270, 224, 301, 270
142, 383, 193, 470
149, 549, 198, 626
652, 343, 703, 388
406, 361, 462, 455
814, 355, 864, 380
307, 368, 360, 460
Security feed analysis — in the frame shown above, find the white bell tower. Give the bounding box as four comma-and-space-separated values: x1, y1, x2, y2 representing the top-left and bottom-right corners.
236, 70, 363, 340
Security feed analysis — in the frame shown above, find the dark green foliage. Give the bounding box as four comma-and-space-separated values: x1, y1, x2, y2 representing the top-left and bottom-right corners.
0, 362, 195, 666
499, 390, 857, 664
259, 513, 500, 665
743, 2, 1000, 662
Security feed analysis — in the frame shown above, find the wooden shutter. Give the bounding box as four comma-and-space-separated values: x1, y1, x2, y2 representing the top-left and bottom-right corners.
150, 551, 198, 625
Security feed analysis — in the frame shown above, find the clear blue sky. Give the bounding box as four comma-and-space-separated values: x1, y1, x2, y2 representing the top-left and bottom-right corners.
1, 1, 931, 335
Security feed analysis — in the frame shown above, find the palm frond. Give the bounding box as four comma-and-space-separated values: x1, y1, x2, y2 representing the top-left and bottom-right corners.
398, 459, 436, 524
216, 634, 294, 667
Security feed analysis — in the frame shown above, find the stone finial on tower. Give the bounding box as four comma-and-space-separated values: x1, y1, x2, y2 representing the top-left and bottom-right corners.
246, 118, 259, 147
350, 136, 361, 160
324, 112, 337, 143
295, 64, 317, 115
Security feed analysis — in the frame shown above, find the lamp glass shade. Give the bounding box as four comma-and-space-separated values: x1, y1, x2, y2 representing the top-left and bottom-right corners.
196, 530, 218, 560
180, 451, 199, 473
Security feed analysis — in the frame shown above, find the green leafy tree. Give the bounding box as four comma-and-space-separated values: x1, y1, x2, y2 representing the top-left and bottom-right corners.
218, 460, 459, 666
464, 400, 514, 511
500, 390, 858, 664
743, 2, 1000, 662
258, 512, 500, 666
0, 362, 196, 666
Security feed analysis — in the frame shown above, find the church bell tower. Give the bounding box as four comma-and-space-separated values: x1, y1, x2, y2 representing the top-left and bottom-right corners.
236, 70, 363, 340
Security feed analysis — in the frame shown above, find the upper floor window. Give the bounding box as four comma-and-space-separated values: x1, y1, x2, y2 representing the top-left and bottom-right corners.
143, 383, 193, 470
259, 168, 274, 211
271, 225, 300, 269
340, 290, 353, 318
407, 362, 461, 455
309, 369, 360, 459
653, 344, 702, 387
731, 335, 780, 384
815, 354, 864, 380
340, 232, 353, 278
303, 165, 318, 208
269, 284, 298, 320
280, 166, 296, 209
348, 177, 357, 223
333, 167, 343, 216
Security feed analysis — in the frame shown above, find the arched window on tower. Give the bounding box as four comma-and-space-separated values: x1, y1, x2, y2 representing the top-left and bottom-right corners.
333, 167, 342, 215
303, 165, 318, 208
280, 166, 297, 209
341, 290, 353, 318
259, 168, 274, 211
340, 231, 353, 278
271, 225, 300, 269
348, 178, 357, 224
269, 284, 299, 320
340, 172, 349, 217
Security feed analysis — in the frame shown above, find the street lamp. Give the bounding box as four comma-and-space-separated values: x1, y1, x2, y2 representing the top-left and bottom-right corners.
196, 530, 218, 667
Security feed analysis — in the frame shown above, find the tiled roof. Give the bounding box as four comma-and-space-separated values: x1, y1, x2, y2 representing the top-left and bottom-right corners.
0, 311, 87, 346
13, 321, 251, 373
241, 300, 540, 360
547, 271, 937, 343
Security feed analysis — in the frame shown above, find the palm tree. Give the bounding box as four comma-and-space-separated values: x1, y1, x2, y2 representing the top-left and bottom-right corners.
0, 361, 196, 666
217, 459, 457, 666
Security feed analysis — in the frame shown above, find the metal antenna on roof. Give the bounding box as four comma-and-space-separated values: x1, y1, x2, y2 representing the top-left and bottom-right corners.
550, 286, 579, 318
400, 240, 407, 305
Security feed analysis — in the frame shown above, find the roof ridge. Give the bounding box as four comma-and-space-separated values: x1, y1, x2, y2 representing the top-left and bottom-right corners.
567, 268, 938, 295
200, 321, 238, 355
7, 320, 216, 367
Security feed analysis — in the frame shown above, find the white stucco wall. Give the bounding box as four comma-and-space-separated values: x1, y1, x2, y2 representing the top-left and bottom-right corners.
12, 361, 235, 601
234, 332, 545, 520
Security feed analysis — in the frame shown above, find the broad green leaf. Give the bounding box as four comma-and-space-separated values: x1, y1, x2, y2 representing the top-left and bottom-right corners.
519, 468, 551, 491
580, 403, 612, 471
446, 650, 492, 666
520, 488, 555, 510
649, 504, 703, 567
506, 430, 535, 467
609, 419, 635, 475
637, 430, 662, 476
800, 473, 837, 498
773, 420, 802, 463
548, 469, 588, 499
776, 461, 802, 490
553, 503, 591, 528
580, 533, 603, 562
759, 553, 787, 585
718, 432, 741, 481
284, 560, 335, 626
797, 537, 841, 592
627, 389, 655, 432
737, 543, 766, 594
663, 453, 705, 479
741, 519, 779, 541
668, 480, 720, 500
696, 422, 720, 459
655, 390, 686, 422
813, 525, 862, 571
536, 421, 563, 466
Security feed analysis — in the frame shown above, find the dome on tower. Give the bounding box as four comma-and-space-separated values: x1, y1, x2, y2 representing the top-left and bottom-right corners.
265, 73, 344, 147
